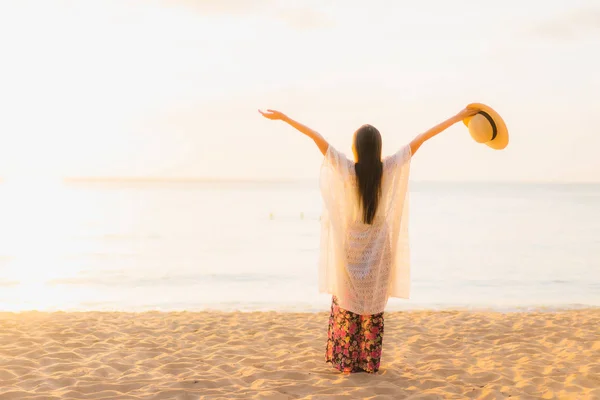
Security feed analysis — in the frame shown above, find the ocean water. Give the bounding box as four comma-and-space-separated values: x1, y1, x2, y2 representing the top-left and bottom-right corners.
0, 180, 599, 312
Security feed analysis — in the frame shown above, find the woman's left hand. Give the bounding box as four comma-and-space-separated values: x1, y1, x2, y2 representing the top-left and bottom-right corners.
259, 109, 287, 121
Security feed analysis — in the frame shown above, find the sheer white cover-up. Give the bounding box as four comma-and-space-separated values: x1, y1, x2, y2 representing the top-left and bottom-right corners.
319, 144, 412, 315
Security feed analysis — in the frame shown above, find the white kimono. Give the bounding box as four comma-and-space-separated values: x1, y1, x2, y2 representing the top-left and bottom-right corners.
319, 144, 412, 315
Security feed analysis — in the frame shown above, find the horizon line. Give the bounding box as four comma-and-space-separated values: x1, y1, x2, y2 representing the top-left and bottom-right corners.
59, 177, 600, 184
0, 177, 599, 184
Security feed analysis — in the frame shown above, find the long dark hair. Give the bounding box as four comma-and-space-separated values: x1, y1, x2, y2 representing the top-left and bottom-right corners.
353, 124, 383, 224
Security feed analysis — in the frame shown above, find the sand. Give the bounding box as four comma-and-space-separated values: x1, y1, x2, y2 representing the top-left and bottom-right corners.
0, 309, 599, 400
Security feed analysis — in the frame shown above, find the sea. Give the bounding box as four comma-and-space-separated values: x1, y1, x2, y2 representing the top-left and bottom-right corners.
0, 180, 599, 312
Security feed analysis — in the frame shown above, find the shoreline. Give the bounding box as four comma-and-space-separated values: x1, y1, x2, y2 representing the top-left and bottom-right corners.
1, 309, 599, 399
1, 304, 598, 315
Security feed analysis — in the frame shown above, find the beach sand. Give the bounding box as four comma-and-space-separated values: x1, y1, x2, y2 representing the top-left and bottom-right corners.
0, 310, 599, 400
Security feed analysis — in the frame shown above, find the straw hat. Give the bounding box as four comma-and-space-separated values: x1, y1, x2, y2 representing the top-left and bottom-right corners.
462, 103, 509, 150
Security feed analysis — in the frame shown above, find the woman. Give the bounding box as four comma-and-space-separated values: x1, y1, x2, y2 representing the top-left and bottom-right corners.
259, 106, 478, 373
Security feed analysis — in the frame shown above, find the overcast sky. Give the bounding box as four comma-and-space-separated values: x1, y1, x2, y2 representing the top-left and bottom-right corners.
0, 0, 598, 182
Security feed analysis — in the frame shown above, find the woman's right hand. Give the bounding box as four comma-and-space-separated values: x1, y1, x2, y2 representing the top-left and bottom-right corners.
259, 109, 287, 121
410, 106, 480, 156
454, 107, 479, 121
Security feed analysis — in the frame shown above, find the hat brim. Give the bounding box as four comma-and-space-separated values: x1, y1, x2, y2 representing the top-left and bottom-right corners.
462, 103, 509, 150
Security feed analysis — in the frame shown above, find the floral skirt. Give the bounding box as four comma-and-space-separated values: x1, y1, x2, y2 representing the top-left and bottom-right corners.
325, 296, 385, 373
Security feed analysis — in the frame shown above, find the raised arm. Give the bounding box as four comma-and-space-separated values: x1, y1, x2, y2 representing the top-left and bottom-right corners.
409, 107, 479, 156
259, 109, 329, 156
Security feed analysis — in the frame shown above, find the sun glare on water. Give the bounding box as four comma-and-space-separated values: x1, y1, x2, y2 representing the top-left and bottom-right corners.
0, 176, 88, 311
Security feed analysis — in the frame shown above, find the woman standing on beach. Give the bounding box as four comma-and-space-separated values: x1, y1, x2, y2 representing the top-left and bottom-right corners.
259, 107, 478, 373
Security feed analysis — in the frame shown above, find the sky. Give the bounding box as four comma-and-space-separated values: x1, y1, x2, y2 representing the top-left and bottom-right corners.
0, 0, 599, 182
